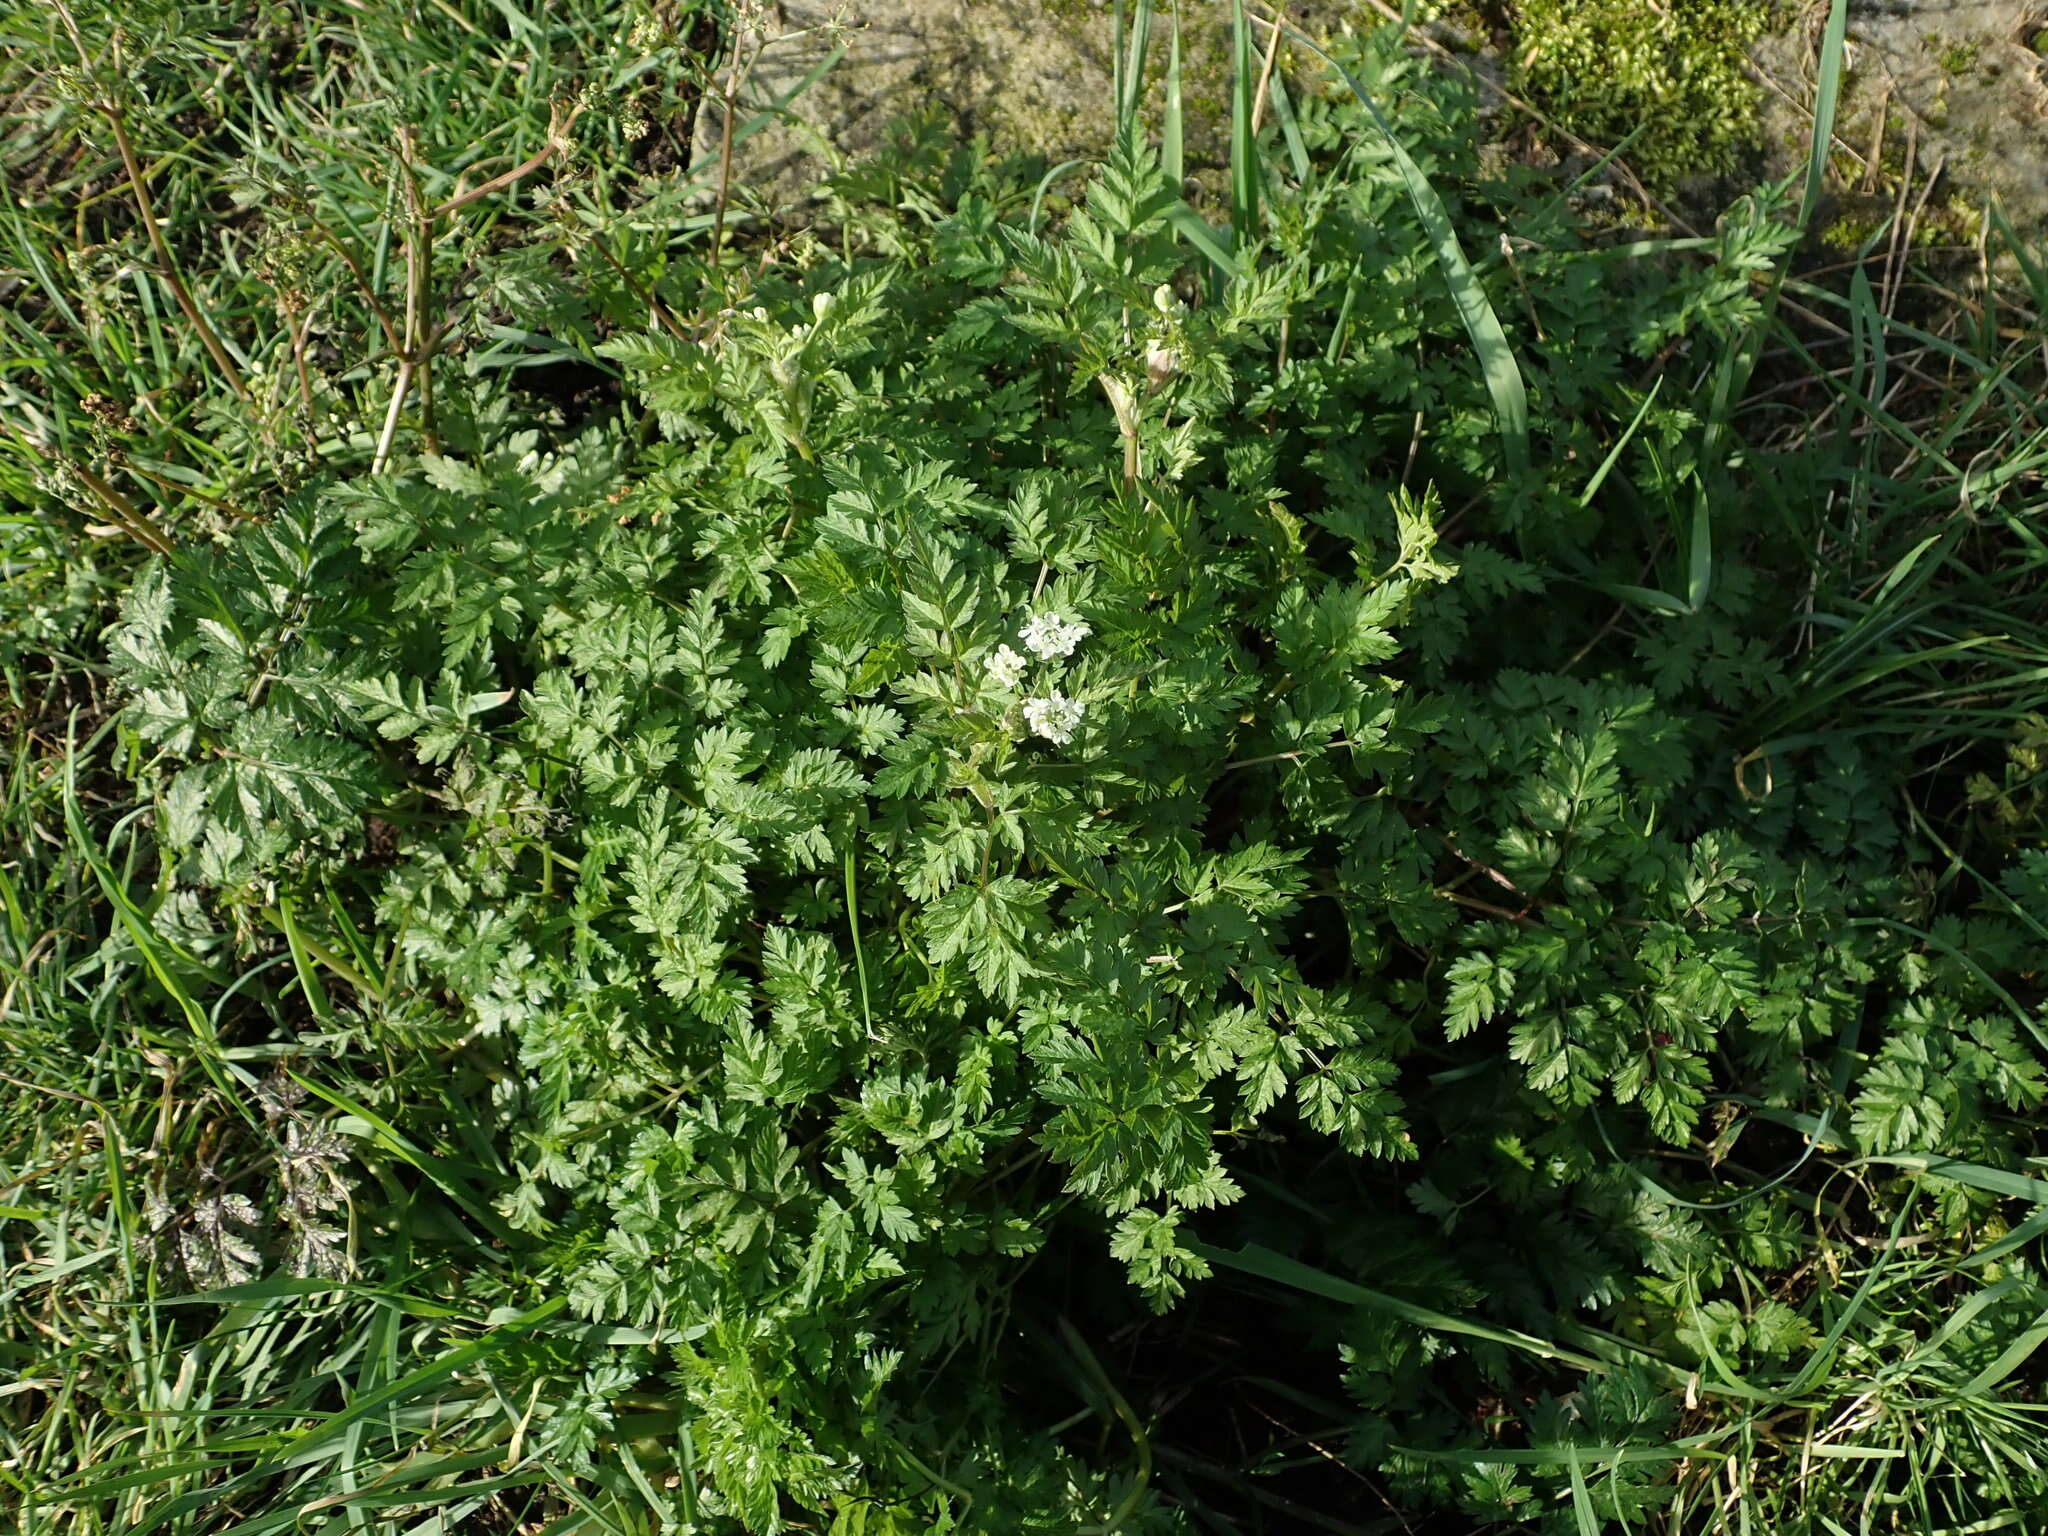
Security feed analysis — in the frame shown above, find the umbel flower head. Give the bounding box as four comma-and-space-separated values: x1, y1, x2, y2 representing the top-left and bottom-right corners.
986, 643, 1028, 689
1019, 611, 1090, 660
1023, 692, 1085, 746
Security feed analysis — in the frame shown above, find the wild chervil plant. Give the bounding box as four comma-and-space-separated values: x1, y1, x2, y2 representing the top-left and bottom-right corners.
49, 15, 2048, 1536
110, 129, 1462, 1515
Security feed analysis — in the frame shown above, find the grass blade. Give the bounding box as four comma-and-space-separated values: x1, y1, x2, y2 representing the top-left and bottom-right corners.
1194, 1241, 1606, 1371
1265, 60, 1311, 184
60, 725, 254, 1116
1685, 483, 1714, 612
1271, 22, 1528, 472
1799, 0, 1851, 229
844, 844, 873, 1036
1578, 377, 1664, 508
1229, 0, 1260, 255
1861, 1154, 2048, 1207
1960, 1308, 2048, 1397
1963, 1208, 2048, 1271
286, 1069, 519, 1253
1565, 1446, 1600, 1536
1162, 4, 1184, 190
1168, 201, 1243, 280
1118, 0, 1155, 155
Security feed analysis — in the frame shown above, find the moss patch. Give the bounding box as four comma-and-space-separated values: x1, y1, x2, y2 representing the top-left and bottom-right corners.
1934, 37, 1983, 76
1506, 0, 1775, 188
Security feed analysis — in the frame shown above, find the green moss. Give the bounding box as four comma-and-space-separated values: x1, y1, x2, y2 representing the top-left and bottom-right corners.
1935, 39, 1981, 76
1819, 190, 1980, 255
1821, 206, 1886, 254
1506, 0, 1776, 189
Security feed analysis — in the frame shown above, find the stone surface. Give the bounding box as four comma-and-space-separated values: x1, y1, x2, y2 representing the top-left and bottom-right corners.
690, 0, 1349, 209
694, 0, 2048, 238
1755, 1, 2048, 232
694, 0, 1129, 206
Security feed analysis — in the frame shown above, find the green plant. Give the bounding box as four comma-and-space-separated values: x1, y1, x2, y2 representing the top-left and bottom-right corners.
1932, 35, 1982, 76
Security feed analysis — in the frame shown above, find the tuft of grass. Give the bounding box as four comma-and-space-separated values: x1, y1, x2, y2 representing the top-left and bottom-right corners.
1260, 12, 1531, 474
0, 3, 737, 1529
0, 0, 724, 530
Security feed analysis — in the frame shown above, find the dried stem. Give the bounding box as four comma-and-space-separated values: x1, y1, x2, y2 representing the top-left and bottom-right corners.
362, 101, 579, 468
371, 358, 416, 476
5, 420, 176, 554
707, 20, 757, 278
101, 94, 249, 398
587, 237, 688, 341
397, 129, 439, 454
310, 220, 404, 357
123, 463, 247, 522
70, 460, 176, 555
430, 99, 580, 219
288, 310, 316, 421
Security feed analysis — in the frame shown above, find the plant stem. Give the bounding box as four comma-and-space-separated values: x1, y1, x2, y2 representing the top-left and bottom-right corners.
371, 358, 415, 475
430, 120, 572, 219
104, 104, 247, 401
70, 460, 175, 555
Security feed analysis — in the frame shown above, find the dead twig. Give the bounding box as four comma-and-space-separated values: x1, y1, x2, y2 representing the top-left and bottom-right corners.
50, 5, 249, 401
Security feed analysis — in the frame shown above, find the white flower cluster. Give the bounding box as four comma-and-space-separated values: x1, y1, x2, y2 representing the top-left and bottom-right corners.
986, 643, 1028, 689
1019, 610, 1091, 660
1022, 691, 1086, 746
984, 612, 1092, 746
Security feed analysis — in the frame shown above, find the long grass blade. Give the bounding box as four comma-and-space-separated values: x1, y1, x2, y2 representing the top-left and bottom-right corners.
1578, 377, 1664, 508
1194, 1241, 1606, 1371
1265, 55, 1310, 183
1168, 202, 1243, 279
1162, 3, 1184, 189
1799, 0, 1851, 229
1270, 22, 1528, 472
1960, 1308, 2048, 1397
1118, 0, 1155, 155
1229, 0, 1260, 255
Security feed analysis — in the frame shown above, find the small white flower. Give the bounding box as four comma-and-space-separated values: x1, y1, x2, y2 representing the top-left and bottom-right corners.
1023, 692, 1086, 746
986, 644, 1028, 689
1019, 611, 1091, 660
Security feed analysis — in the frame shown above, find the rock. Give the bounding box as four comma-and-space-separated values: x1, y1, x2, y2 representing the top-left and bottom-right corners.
688, 0, 1351, 210
690, 0, 2048, 243
1752, 1, 2048, 235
